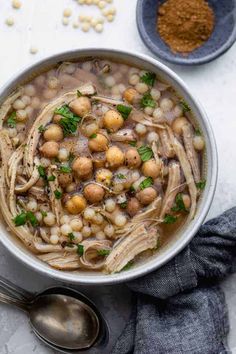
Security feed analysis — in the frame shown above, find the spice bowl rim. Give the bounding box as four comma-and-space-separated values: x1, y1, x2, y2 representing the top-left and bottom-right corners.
0, 48, 218, 285
136, 0, 236, 66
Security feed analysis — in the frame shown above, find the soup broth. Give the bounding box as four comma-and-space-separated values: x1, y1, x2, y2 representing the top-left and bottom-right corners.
0, 59, 205, 273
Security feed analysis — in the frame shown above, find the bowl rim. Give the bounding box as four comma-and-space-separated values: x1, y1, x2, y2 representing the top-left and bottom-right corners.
0, 48, 218, 285
136, 0, 236, 66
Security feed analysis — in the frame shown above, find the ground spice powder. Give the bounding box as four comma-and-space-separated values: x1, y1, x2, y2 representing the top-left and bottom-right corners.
157, 0, 215, 54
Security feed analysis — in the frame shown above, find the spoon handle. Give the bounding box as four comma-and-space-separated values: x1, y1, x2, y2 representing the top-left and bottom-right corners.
0, 275, 31, 301
0, 290, 29, 311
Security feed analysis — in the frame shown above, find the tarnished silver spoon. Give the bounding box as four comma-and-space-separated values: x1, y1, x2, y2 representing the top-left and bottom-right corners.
0, 276, 108, 351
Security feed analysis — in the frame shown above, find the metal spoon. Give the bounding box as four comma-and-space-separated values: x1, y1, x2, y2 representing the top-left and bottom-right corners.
0, 276, 108, 351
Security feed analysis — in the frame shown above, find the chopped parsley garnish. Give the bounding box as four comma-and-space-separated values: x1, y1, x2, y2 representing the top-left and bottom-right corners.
38, 125, 46, 133
137, 145, 154, 161
26, 212, 38, 227
139, 177, 154, 190
54, 190, 62, 199
41, 211, 47, 217
163, 214, 177, 224
37, 165, 47, 180
59, 165, 72, 173
196, 180, 206, 190
171, 193, 188, 212
68, 232, 75, 241
120, 201, 127, 209
129, 141, 137, 147
140, 72, 156, 87
117, 104, 132, 120
117, 174, 126, 179
129, 185, 136, 194
97, 249, 110, 256
89, 133, 97, 139
180, 100, 191, 112
47, 175, 56, 182
55, 105, 81, 136
77, 244, 84, 256
140, 92, 156, 108
122, 261, 133, 271
7, 111, 17, 128
13, 211, 38, 227
195, 128, 202, 136
77, 90, 82, 97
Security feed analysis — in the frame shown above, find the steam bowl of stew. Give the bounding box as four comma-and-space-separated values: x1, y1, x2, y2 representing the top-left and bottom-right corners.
0, 49, 217, 284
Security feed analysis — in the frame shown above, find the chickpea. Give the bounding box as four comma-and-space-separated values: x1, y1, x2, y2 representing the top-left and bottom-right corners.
137, 187, 157, 205
43, 124, 63, 142
106, 146, 124, 168
53, 114, 62, 124
58, 172, 73, 188
125, 148, 141, 169
182, 194, 191, 209
127, 197, 141, 217
83, 122, 99, 137
123, 87, 138, 104
40, 141, 59, 158
172, 117, 188, 135
83, 184, 105, 203
96, 168, 113, 186
72, 157, 93, 179
65, 195, 87, 214
69, 97, 91, 117
103, 110, 124, 132
193, 136, 205, 151
142, 159, 161, 179
88, 133, 109, 152
92, 152, 106, 169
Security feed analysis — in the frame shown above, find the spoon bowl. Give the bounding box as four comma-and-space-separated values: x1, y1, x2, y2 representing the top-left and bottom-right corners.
30, 293, 100, 350
0, 277, 108, 351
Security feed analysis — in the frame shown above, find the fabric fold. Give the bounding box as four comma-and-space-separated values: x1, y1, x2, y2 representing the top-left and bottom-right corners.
112, 207, 236, 354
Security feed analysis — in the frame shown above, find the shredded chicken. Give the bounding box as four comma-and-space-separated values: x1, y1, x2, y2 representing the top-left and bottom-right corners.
182, 124, 201, 183
105, 225, 158, 273
80, 240, 112, 270
160, 162, 181, 218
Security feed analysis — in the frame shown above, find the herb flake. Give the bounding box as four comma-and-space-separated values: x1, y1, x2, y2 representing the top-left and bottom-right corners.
59, 165, 72, 173
38, 125, 46, 133
68, 232, 75, 241
122, 261, 133, 271
89, 133, 97, 139
140, 92, 156, 108
54, 190, 62, 199
37, 165, 47, 180
117, 174, 126, 180
120, 201, 127, 209
7, 111, 17, 128
138, 145, 154, 161
117, 104, 132, 120
77, 244, 84, 256
140, 72, 156, 87
139, 177, 154, 190
13, 211, 38, 227
171, 193, 188, 212
196, 180, 206, 190
180, 100, 191, 112
129, 141, 137, 147
55, 105, 81, 136
97, 249, 110, 256
47, 175, 56, 182
163, 214, 177, 224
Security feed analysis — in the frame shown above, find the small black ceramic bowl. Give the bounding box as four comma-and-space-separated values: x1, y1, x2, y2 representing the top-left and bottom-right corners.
136, 0, 236, 65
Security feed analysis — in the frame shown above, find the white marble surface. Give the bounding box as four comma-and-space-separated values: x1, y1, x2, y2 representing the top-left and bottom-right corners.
0, 0, 236, 352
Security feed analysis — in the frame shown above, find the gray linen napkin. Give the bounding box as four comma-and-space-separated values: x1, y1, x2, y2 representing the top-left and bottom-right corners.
112, 207, 236, 354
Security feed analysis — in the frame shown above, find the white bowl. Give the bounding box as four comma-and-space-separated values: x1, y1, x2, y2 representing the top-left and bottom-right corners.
0, 49, 218, 285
